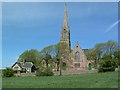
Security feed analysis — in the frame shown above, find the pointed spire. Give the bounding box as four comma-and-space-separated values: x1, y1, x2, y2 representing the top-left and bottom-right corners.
77, 41, 79, 44
76, 41, 80, 47
63, 3, 69, 28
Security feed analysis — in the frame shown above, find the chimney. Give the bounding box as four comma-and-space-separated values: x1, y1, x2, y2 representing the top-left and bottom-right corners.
24, 59, 26, 64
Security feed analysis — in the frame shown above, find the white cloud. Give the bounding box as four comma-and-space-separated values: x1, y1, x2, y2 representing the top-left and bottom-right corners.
105, 20, 120, 33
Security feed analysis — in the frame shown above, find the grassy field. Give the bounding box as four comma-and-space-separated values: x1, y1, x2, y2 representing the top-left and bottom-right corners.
2, 72, 118, 88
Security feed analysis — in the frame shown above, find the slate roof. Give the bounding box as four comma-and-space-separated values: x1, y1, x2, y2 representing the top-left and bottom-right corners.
19, 62, 34, 68
12, 62, 34, 69
82, 49, 89, 53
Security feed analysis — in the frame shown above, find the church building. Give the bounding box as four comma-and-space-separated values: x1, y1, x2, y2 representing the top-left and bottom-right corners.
60, 4, 91, 71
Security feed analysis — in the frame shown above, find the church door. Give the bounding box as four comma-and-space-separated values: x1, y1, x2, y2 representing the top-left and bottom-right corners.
88, 63, 92, 70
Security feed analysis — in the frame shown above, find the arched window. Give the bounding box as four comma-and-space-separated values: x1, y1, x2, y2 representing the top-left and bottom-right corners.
75, 51, 80, 62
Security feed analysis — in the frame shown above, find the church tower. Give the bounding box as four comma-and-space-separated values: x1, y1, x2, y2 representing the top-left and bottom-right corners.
60, 4, 71, 50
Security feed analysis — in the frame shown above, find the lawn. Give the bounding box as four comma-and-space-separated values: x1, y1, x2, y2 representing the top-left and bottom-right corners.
2, 72, 118, 88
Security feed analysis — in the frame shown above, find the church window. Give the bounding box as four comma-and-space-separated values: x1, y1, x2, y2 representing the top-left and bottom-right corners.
75, 51, 80, 62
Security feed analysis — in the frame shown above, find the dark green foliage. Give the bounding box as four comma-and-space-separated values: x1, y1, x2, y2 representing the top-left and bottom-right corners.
2, 68, 15, 77
36, 54, 54, 76
98, 60, 117, 72
36, 66, 54, 76
98, 54, 118, 72
13, 70, 26, 73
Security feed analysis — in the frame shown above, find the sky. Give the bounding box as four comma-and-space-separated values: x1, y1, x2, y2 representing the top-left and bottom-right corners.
2, 2, 118, 69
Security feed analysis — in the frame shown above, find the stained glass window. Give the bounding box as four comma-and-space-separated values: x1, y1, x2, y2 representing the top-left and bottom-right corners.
75, 51, 80, 62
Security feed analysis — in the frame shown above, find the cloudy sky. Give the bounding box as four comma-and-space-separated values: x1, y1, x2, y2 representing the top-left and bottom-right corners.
2, 2, 118, 68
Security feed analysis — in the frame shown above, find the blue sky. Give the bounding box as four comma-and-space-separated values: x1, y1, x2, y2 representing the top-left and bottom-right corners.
2, 2, 118, 69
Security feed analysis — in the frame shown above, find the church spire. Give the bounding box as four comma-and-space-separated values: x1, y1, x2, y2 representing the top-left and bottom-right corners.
63, 3, 69, 28
60, 3, 71, 50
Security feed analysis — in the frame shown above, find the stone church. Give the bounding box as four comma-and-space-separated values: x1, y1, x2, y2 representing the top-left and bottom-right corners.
60, 4, 91, 71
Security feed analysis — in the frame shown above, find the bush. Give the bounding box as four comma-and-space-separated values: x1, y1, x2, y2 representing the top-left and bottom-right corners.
36, 66, 54, 76
2, 68, 15, 77
98, 59, 117, 72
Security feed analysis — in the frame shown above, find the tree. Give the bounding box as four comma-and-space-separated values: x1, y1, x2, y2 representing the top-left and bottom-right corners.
3, 68, 15, 77
59, 42, 70, 62
85, 40, 118, 70
39, 43, 69, 72
36, 64, 54, 76
93, 40, 117, 60
94, 40, 118, 72
18, 49, 41, 67
104, 40, 118, 55
52, 43, 61, 71
40, 44, 60, 60
40, 44, 59, 70
98, 55, 118, 72
113, 49, 119, 67
85, 48, 97, 68
36, 53, 54, 76
40, 45, 53, 58
58, 42, 70, 75
44, 54, 52, 68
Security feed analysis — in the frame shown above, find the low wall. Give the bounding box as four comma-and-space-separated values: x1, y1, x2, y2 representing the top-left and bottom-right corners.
14, 69, 97, 76
14, 73, 36, 77
54, 69, 97, 75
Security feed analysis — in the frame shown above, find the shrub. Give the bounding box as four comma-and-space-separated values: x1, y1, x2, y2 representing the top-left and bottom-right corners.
36, 66, 54, 76
98, 59, 117, 72
2, 68, 15, 77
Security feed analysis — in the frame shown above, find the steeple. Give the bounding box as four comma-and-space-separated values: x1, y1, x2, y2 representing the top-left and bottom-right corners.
63, 3, 69, 28
60, 3, 71, 50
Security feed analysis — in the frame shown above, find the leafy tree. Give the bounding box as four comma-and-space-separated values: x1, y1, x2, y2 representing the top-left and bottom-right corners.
43, 54, 52, 68
113, 49, 119, 67
36, 54, 54, 76
40, 45, 53, 58
40, 45, 58, 69
2, 68, 15, 77
103, 40, 118, 55
85, 40, 118, 70
36, 65, 54, 76
39, 43, 70, 71
18, 49, 41, 67
85, 48, 97, 68
59, 42, 70, 75
93, 40, 117, 60
93, 40, 118, 72
98, 58, 117, 72
52, 43, 61, 71
59, 42, 70, 62
40, 44, 60, 59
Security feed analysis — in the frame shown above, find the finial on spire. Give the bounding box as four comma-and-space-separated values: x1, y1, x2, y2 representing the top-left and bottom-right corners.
65, 3, 67, 8
64, 3, 67, 14
77, 41, 78, 44
63, 3, 68, 28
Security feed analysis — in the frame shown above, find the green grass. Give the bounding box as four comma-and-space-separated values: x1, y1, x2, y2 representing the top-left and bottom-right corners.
2, 72, 118, 88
